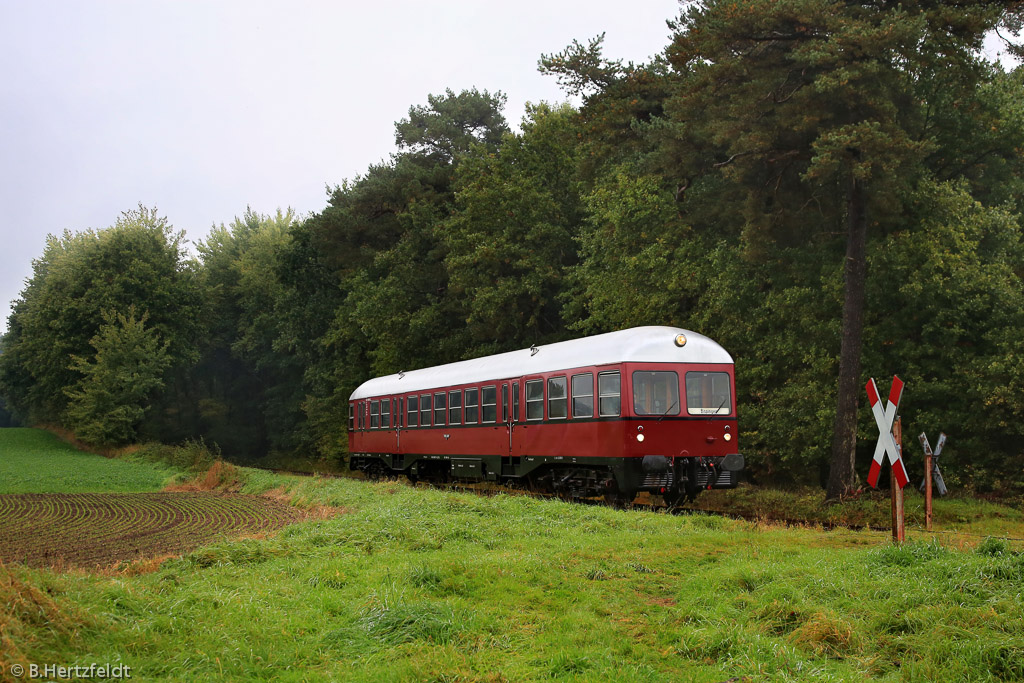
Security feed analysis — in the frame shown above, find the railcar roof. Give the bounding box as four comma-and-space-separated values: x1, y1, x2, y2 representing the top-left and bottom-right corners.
350, 326, 732, 400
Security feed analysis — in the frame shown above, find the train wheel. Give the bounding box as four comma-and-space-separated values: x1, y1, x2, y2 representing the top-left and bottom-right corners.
662, 490, 686, 509
364, 461, 386, 481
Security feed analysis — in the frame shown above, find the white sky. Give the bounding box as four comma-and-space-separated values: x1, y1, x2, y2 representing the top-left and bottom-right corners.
0, 0, 681, 334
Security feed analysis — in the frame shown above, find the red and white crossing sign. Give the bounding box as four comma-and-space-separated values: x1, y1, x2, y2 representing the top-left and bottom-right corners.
866, 376, 909, 489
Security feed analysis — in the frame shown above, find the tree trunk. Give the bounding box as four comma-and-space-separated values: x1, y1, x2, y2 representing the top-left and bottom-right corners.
826, 174, 867, 501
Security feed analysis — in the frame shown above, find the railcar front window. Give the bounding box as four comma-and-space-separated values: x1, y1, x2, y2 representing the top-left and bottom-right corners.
501, 385, 508, 422
526, 380, 544, 421
370, 400, 380, 429
513, 382, 520, 421
548, 376, 567, 419
465, 388, 479, 424
407, 395, 419, 427
482, 386, 497, 423
420, 394, 431, 426
598, 372, 621, 417
449, 390, 463, 425
685, 372, 732, 415
572, 373, 594, 418
381, 399, 391, 428
348, 404, 354, 431
434, 392, 446, 426
632, 371, 680, 416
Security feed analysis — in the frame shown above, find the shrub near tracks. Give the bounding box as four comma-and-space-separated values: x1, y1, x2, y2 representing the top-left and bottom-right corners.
0, 492, 304, 568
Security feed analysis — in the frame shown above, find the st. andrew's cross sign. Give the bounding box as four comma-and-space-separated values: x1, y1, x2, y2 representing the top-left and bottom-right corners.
866, 376, 909, 489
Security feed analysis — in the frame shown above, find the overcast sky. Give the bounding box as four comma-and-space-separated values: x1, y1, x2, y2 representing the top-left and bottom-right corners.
0, 0, 681, 333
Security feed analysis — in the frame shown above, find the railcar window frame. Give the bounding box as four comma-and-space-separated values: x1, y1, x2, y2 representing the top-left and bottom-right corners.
685, 371, 732, 416
370, 400, 380, 429
571, 373, 594, 418
598, 371, 621, 418
548, 376, 568, 420
501, 384, 508, 422
465, 387, 479, 424
407, 394, 419, 427
348, 403, 354, 431
420, 393, 431, 427
632, 370, 681, 416
482, 385, 497, 423
525, 379, 544, 421
434, 392, 446, 426
381, 398, 391, 429
513, 382, 520, 421
448, 389, 463, 425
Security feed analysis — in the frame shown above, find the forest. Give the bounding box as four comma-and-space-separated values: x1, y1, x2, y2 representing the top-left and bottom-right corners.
1, 0, 1022, 496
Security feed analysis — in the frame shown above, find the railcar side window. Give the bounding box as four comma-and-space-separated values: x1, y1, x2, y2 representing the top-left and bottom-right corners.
482, 386, 497, 423
548, 376, 568, 419
449, 390, 463, 425
381, 399, 391, 428
465, 388, 479, 424
407, 395, 419, 427
434, 392, 446, 425
526, 380, 544, 421
598, 372, 621, 417
685, 372, 732, 415
420, 394, 431, 426
571, 373, 594, 418
632, 371, 681, 416
370, 400, 380, 429
348, 403, 354, 431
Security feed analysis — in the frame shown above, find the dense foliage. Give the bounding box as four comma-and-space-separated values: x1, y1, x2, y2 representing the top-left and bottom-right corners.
1, 1, 1022, 493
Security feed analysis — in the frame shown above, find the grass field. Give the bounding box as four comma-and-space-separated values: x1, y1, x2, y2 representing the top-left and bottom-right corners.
3, 454, 1023, 682
0, 428, 178, 493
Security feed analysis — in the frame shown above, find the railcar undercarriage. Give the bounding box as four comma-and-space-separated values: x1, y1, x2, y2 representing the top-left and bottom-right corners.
349, 452, 743, 505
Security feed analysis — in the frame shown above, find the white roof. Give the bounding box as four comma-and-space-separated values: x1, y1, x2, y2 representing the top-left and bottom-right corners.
350, 326, 732, 400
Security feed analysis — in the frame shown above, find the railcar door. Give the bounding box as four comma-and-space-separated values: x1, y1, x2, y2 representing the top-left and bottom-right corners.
500, 381, 523, 478
394, 397, 403, 454
501, 382, 512, 456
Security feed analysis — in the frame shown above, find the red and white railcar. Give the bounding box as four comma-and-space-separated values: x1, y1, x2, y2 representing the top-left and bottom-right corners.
348, 326, 743, 503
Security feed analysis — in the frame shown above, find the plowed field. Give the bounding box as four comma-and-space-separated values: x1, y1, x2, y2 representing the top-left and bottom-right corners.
0, 492, 305, 568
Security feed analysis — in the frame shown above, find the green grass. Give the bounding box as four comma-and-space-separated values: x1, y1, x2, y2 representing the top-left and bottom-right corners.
0, 428, 179, 493
5, 469, 1024, 682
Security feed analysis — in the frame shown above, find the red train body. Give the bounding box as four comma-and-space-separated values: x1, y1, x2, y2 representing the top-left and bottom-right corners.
348, 326, 743, 503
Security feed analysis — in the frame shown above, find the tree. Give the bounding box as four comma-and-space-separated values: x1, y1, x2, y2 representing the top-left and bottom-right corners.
193, 207, 299, 458
64, 307, 171, 446
395, 87, 509, 162
0, 205, 200, 431
444, 103, 583, 355
660, 0, 1023, 499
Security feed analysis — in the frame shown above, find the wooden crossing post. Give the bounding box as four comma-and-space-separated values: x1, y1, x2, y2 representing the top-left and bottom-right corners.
924, 437, 933, 532
892, 416, 905, 543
